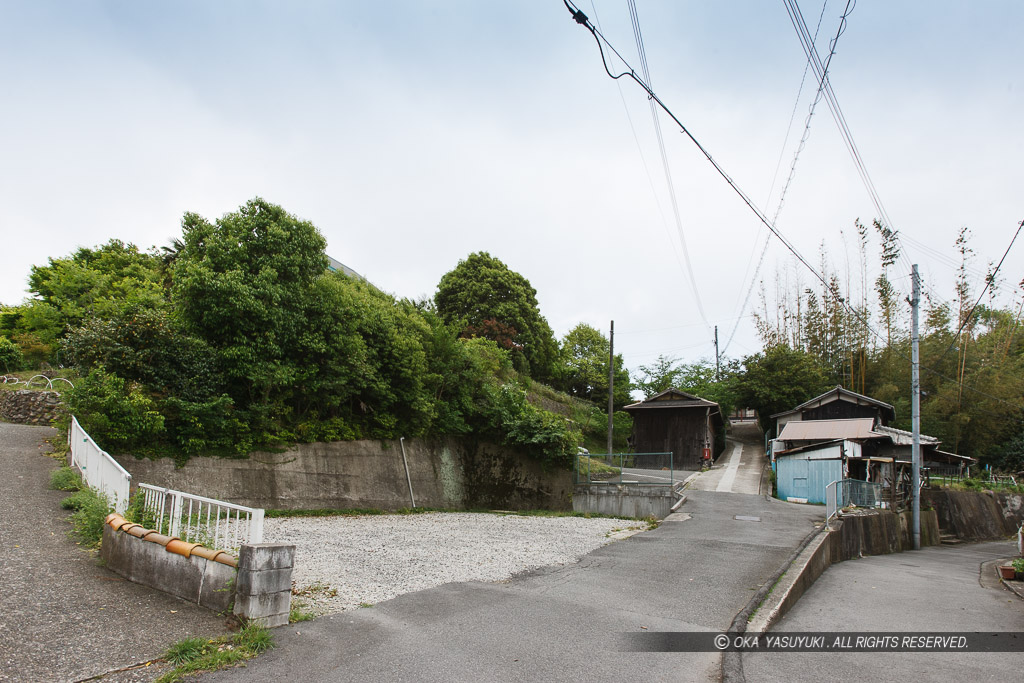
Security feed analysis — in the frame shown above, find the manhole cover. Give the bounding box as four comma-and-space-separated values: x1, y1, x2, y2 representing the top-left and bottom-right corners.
734, 515, 761, 522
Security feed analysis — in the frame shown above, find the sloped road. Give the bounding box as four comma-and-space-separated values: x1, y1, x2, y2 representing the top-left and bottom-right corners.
0, 422, 228, 683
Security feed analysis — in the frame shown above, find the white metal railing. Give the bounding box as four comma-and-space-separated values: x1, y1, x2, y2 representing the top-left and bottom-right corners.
69, 415, 131, 513
826, 480, 839, 528
138, 483, 264, 551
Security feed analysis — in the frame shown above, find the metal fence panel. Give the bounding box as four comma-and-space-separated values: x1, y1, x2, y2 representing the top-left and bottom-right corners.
137, 483, 264, 552
69, 416, 131, 513
574, 452, 675, 486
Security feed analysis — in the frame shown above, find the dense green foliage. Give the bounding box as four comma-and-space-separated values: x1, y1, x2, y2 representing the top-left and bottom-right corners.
552, 323, 631, 410
10, 199, 587, 468
435, 251, 559, 381
734, 345, 829, 432
752, 222, 1024, 469
0, 334, 22, 372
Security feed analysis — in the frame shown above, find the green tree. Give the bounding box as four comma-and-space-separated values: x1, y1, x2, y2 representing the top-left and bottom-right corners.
434, 252, 558, 381
172, 198, 328, 431
634, 354, 683, 398
675, 358, 741, 418
26, 239, 165, 331
554, 323, 630, 409
734, 344, 829, 433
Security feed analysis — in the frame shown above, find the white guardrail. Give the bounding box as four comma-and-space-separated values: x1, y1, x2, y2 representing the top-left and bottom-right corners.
69, 415, 132, 513
138, 483, 264, 551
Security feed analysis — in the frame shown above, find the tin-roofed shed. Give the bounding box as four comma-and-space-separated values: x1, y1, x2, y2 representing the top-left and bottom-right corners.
622, 389, 724, 470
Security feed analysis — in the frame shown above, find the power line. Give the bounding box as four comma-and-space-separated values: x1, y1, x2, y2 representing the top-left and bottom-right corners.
724, 0, 839, 356
932, 218, 1024, 365
563, 0, 861, 340
625, 0, 713, 336
563, 2, 1024, 418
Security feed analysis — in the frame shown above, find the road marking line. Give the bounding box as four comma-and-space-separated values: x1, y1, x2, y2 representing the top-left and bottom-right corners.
716, 441, 742, 493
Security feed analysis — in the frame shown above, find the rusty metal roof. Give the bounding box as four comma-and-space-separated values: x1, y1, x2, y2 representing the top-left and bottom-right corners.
777, 418, 880, 441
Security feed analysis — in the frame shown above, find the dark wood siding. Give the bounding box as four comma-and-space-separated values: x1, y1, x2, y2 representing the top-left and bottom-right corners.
803, 402, 880, 422
629, 408, 711, 470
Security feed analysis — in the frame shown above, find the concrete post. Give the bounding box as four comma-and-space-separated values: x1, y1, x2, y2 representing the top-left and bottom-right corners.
234, 543, 296, 628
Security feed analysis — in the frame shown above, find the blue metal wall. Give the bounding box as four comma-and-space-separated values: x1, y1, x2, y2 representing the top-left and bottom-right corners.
776, 456, 843, 504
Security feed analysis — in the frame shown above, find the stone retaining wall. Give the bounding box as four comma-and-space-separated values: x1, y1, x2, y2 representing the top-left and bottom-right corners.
0, 389, 62, 425
922, 488, 1024, 540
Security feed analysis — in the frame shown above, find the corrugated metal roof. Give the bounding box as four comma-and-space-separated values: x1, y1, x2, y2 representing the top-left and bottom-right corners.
873, 424, 940, 446
777, 418, 879, 441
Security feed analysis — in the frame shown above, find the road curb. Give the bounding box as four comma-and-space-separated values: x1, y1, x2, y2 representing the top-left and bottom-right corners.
721, 523, 825, 683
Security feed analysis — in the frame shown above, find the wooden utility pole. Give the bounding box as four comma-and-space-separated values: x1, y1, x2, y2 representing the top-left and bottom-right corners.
607, 320, 615, 455
911, 264, 921, 550
714, 325, 720, 381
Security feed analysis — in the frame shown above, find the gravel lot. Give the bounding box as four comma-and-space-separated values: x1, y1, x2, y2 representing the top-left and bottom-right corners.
266, 512, 648, 615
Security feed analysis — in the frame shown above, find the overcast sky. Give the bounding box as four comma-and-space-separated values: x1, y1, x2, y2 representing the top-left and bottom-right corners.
2, 1, 1022, 379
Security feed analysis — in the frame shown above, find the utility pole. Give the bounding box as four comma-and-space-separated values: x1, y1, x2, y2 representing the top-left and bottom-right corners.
714, 325, 720, 381
608, 320, 614, 455
911, 264, 921, 550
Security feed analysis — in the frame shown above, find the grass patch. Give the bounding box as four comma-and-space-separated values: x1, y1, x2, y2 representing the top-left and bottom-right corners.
289, 601, 316, 623
49, 466, 83, 492
60, 486, 112, 548
155, 622, 273, 683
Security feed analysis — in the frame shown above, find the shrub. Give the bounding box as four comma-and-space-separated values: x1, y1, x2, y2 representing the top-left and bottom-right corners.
49, 466, 83, 492
61, 486, 112, 547
63, 368, 164, 451
0, 335, 23, 372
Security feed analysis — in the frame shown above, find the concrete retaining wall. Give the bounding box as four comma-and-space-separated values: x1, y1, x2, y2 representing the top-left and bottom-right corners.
749, 508, 940, 635
101, 516, 296, 626
116, 437, 572, 511
101, 523, 237, 613
0, 389, 61, 425
572, 485, 676, 519
923, 489, 1024, 540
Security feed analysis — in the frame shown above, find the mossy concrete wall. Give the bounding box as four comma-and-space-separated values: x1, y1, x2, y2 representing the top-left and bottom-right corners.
828, 509, 939, 562
115, 437, 572, 511
922, 488, 1024, 540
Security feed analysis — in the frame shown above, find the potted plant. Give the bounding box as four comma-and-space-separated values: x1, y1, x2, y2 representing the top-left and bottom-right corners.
999, 564, 1016, 580
1013, 558, 1024, 580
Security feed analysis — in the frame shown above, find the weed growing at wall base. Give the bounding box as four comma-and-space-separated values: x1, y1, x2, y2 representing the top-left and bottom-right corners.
60, 486, 112, 548
156, 621, 273, 683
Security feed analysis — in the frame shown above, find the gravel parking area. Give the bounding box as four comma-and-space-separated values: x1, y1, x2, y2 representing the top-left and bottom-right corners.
266, 512, 648, 615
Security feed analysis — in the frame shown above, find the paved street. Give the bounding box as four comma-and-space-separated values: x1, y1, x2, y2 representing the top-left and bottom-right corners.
686, 421, 765, 495
0, 422, 228, 683
745, 540, 1024, 682
203, 489, 823, 682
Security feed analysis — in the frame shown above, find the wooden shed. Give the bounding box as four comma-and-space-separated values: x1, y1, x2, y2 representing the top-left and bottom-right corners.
622, 389, 724, 470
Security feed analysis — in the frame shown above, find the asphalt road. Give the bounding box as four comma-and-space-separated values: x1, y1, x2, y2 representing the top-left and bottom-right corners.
203, 489, 823, 683
744, 540, 1024, 682
0, 422, 228, 683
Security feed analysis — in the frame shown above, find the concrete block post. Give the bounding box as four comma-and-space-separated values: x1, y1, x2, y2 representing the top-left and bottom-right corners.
234, 543, 296, 628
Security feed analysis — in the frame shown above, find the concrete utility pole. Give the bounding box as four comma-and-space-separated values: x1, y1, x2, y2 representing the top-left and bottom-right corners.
911, 264, 921, 550
608, 320, 614, 455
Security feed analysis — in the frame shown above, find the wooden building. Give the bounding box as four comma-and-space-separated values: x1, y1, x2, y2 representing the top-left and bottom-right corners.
770, 386, 896, 438
622, 389, 724, 470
